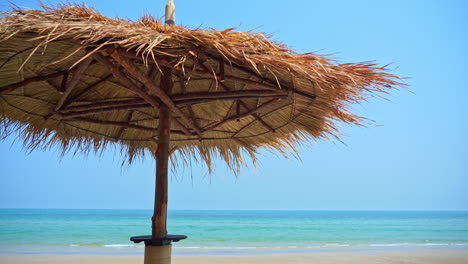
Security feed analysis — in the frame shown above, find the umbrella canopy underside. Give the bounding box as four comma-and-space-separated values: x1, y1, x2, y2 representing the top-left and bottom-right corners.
0, 4, 402, 171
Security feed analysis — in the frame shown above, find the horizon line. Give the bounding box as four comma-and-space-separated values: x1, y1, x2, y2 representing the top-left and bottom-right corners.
1, 207, 467, 212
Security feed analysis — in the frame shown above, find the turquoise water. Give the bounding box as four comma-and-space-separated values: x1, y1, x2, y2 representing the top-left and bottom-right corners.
0, 209, 467, 255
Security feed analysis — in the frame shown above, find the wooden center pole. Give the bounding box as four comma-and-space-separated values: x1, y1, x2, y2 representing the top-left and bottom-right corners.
152, 65, 173, 239
151, 0, 176, 241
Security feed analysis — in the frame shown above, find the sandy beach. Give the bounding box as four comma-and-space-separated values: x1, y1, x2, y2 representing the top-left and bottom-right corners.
1, 249, 468, 264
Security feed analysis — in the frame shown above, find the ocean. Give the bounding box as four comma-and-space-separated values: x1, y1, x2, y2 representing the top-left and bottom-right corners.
0, 209, 467, 255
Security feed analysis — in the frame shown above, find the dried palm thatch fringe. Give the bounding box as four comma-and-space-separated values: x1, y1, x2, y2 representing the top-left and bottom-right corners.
0, 3, 405, 174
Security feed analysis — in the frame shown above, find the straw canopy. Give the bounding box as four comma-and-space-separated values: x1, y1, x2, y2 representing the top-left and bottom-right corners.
0, 4, 403, 172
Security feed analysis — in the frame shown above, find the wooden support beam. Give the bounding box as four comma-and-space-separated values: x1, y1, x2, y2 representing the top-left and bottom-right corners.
93, 52, 192, 136
236, 100, 241, 122
172, 90, 288, 102
93, 53, 159, 105
54, 57, 94, 111
219, 60, 225, 82
177, 73, 199, 136
116, 111, 134, 139
232, 103, 285, 138
232, 117, 260, 138
171, 118, 195, 136
59, 72, 69, 93
195, 60, 316, 101
205, 56, 318, 101
177, 72, 187, 94
59, 89, 287, 126
189, 59, 281, 92
63, 74, 112, 107
61, 104, 151, 119
193, 70, 278, 91
255, 102, 293, 121
202, 98, 280, 132
216, 76, 238, 123
121, 50, 317, 101
65, 117, 155, 132
60, 98, 282, 121
232, 102, 293, 138
0, 70, 67, 95
293, 90, 317, 100
148, 64, 160, 82
197, 60, 220, 91
210, 71, 276, 132
253, 113, 276, 132
238, 100, 275, 133
109, 49, 202, 136
63, 99, 148, 112
174, 85, 288, 103
195, 66, 317, 100
60, 89, 287, 114
204, 53, 292, 91
64, 116, 188, 136
169, 146, 179, 155
217, 76, 275, 131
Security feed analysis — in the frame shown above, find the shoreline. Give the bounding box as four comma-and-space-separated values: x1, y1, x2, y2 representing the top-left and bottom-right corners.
1, 244, 468, 256
1, 249, 468, 264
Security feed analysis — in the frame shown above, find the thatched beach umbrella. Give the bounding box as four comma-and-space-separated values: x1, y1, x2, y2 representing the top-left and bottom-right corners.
0, 2, 402, 263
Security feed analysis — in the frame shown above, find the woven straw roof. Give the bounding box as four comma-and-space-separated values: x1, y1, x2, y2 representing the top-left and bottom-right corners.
0, 4, 403, 172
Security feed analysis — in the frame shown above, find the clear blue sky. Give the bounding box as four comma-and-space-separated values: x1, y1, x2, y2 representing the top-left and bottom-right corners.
0, 0, 466, 210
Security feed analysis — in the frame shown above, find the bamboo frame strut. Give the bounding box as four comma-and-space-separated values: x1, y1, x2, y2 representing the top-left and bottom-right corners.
212, 69, 306, 135
96, 51, 286, 139
57, 89, 288, 118
148, 64, 160, 82
0, 70, 67, 95
54, 57, 94, 111
63, 116, 188, 136
172, 90, 288, 101
177, 72, 187, 94
236, 100, 241, 122
63, 99, 148, 112
59, 72, 69, 93
211, 75, 276, 133
92, 52, 193, 136
231, 101, 287, 138
176, 72, 199, 137
109, 49, 202, 137
238, 100, 275, 132
116, 111, 134, 139
65, 117, 154, 131
203, 53, 318, 99
52, 98, 288, 139
122, 50, 317, 101
63, 74, 112, 107
219, 59, 225, 82
202, 98, 280, 132
60, 104, 150, 119
197, 59, 318, 100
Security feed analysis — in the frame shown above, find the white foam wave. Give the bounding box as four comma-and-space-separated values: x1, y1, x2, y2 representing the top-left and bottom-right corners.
369, 243, 410, 247
103, 244, 136, 248
323, 243, 350, 247
174, 243, 468, 250
66, 242, 468, 251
